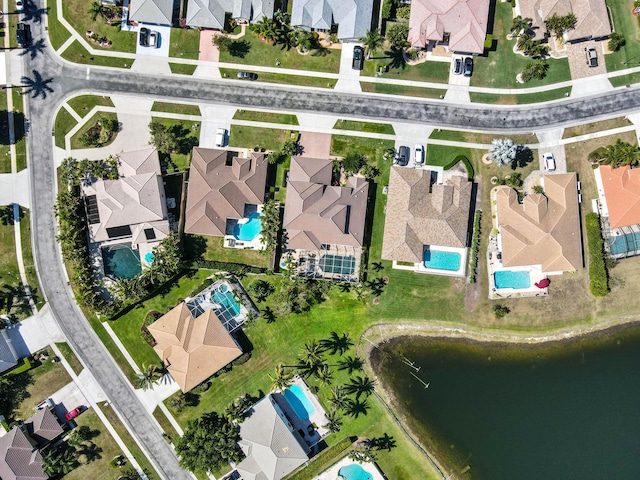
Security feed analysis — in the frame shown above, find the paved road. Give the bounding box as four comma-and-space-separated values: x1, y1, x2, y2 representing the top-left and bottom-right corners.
21, 4, 640, 479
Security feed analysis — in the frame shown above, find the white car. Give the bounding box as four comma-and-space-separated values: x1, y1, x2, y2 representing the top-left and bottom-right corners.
414, 145, 425, 165
543, 152, 556, 172
215, 128, 227, 147
15, 0, 24, 12
149, 31, 159, 48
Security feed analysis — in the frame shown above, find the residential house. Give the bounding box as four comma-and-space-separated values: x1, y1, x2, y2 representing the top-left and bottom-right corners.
291, 0, 374, 42
0, 408, 64, 480
184, 148, 267, 249
381, 166, 472, 275
148, 302, 242, 392
594, 164, 640, 258
408, 0, 491, 54
236, 394, 309, 480
0, 329, 18, 374
128, 0, 175, 25
81, 147, 170, 276
517, 0, 611, 42
186, 0, 274, 30
282, 156, 369, 282
495, 173, 583, 273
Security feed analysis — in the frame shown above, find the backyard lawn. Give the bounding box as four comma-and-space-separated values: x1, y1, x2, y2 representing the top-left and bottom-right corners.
605, 0, 640, 72
204, 236, 270, 268
219, 32, 341, 73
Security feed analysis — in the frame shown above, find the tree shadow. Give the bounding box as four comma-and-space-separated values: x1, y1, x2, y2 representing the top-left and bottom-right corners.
229, 40, 251, 58
20, 70, 54, 99
384, 47, 407, 71
0, 370, 34, 419
19, 38, 47, 60
262, 305, 276, 323
345, 397, 370, 418
512, 146, 533, 170
182, 234, 207, 261
367, 433, 396, 451
23, 0, 47, 23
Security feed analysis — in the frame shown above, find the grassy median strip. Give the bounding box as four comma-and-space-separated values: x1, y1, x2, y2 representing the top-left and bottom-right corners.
609, 73, 640, 88
233, 110, 299, 125
19, 209, 45, 311
46, 0, 72, 51
61, 41, 133, 69
360, 82, 447, 99
429, 129, 538, 145
151, 102, 201, 116
67, 95, 115, 118
0, 93, 10, 173
12, 88, 27, 171
169, 63, 198, 75
220, 68, 334, 88
334, 119, 395, 135
54, 107, 77, 149
469, 87, 572, 105
152, 406, 180, 441
55, 341, 84, 375
562, 117, 633, 138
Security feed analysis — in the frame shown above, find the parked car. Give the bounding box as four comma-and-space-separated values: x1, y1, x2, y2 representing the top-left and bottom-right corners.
16, 23, 29, 48
543, 152, 556, 172
464, 57, 473, 77
453, 57, 463, 75
352, 46, 364, 70
15, 0, 24, 12
65, 406, 83, 421
149, 31, 159, 48
215, 128, 227, 147
414, 145, 425, 165
586, 46, 598, 67
237, 71, 258, 80
139, 27, 149, 47
396, 146, 410, 166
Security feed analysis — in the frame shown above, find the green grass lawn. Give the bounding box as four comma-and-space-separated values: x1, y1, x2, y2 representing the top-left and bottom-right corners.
233, 110, 299, 125
151, 102, 201, 116
19, 209, 45, 311
220, 68, 335, 88
470, 87, 572, 104
67, 95, 114, 118
429, 130, 538, 145
62, 0, 136, 53
219, 32, 340, 73
0, 92, 10, 173
55, 342, 84, 375
609, 71, 640, 87
6, 8, 18, 49
12, 88, 26, 171
169, 28, 202, 60
605, 0, 640, 72
70, 111, 119, 150
360, 82, 447, 99
470, 1, 571, 88
46, 0, 72, 50
54, 107, 78, 149
14, 358, 72, 420
61, 41, 133, 69
333, 120, 395, 135
562, 117, 632, 138
425, 144, 473, 167
152, 406, 180, 442
169, 63, 198, 75
203, 236, 270, 268
229, 125, 292, 151
150, 117, 200, 170
362, 56, 451, 83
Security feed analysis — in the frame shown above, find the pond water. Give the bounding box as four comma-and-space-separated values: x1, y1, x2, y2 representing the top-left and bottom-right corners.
372, 328, 640, 480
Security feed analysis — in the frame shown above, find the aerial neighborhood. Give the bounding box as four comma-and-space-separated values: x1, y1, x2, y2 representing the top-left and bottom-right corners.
1, 0, 640, 478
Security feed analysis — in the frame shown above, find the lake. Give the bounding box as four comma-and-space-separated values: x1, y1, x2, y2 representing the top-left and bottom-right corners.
371, 328, 640, 480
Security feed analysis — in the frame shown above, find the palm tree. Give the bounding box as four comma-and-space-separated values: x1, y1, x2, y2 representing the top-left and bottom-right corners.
42, 448, 78, 476
315, 364, 333, 386
516, 34, 534, 53
521, 59, 549, 82
269, 364, 294, 391
88, 1, 105, 22
527, 42, 549, 59
321, 331, 353, 355
298, 340, 326, 367
136, 364, 163, 391
345, 375, 376, 399
510, 15, 532, 37
359, 30, 384, 59
323, 409, 343, 433
329, 385, 349, 410
253, 17, 277, 42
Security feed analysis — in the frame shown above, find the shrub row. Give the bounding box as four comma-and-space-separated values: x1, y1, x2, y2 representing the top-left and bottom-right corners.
193, 260, 267, 275
284, 437, 354, 480
585, 213, 609, 297
468, 210, 482, 283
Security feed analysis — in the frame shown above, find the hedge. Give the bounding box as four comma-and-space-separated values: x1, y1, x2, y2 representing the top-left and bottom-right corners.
443, 154, 474, 180
193, 260, 267, 275
285, 437, 354, 480
585, 213, 609, 296
468, 210, 482, 283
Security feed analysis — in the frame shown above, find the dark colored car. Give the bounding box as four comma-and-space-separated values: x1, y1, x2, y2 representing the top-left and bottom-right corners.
16, 23, 29, 48
352, 46, 364, 70
464, 57, 473, 77
453, 58, 463, 75
65, 406, 83, 421
139, 27, 149, 47
396, 146, 410, 166
237, 71, 258, 80
586, 46, 598, 67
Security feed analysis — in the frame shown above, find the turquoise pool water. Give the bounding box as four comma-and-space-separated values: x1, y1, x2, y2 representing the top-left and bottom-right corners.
234, 212, 262, 241
319, 255, 356, 275
494, 270, 530, 289
423, 249, 461, 271
211, 284, 241, 318
144, 252, 155, 263
338, 464, 373, 480
101, 244, 141, 279
284, 385, 315, 421
609, 231, 640, 255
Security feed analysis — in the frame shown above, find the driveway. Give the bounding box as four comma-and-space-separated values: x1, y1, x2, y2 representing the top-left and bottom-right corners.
2, 305, 64, 357
335, 43, 362, 92
135, 24, 171, 57
199, 30, 218, 62
49, 382, 88, 424
539, 145, 567, 174
199, 104, 236, 148
566, 41, 606, 79
298, 131, 331, 158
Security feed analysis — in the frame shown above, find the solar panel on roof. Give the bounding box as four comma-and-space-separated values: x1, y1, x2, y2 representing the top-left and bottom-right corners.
85, 195, 101, 225
144, 228, 156, 240
106, 225, 132, 238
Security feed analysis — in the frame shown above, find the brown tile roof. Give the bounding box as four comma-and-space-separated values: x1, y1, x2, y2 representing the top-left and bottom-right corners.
24, 409, 63, 446
381, 167, 472, 263
599, 165, 640, 229
185, 149, 268, 236
116, 147, 162, 177
283, 157, 369, 250
408, 0, 491, 54
0, 427, 46, 480
148, 303, 242, 392
519, 0, 611, 41
496, 173, 583, 272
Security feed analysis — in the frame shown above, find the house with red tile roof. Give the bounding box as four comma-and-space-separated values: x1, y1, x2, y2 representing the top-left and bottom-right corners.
596, 165, 640, 229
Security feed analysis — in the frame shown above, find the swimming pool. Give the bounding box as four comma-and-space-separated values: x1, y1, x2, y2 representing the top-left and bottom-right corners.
101, 244, 141, 279
234, 212, 262, 242
319, 255, 356, 275
423, 249, 461, 271
144, 252, 155, 264
211, 284, 241, 319
283, 385, 315, 421
609, 231, 640, 255
338, 464, 373, 480
494, 270, 531, 289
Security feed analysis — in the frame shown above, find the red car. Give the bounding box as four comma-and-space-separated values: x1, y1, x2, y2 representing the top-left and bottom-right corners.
65, 406, 83, 421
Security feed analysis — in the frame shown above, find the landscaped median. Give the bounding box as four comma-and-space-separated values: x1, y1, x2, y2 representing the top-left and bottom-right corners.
469, 87, 572, 105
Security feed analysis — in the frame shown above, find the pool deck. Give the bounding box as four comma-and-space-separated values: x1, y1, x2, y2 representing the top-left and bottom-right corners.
223, 205, 265, 251
392, 245, 467, 277
313, 457, 385, 480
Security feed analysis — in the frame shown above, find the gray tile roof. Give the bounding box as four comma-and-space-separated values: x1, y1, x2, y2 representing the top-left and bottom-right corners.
24, 408, 64, 446
129, 0, 175, 25
186, 0, 274, 29
0, 330, 18, 374
237, 395, 308, 480
381, 167, 472, 263
291, 0, 374, 41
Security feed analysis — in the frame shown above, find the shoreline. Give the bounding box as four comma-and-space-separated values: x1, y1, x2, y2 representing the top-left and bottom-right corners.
358, 317, 640, 480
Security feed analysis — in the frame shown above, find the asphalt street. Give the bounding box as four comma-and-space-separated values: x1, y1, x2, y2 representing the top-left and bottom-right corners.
20, 3, 640, 479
